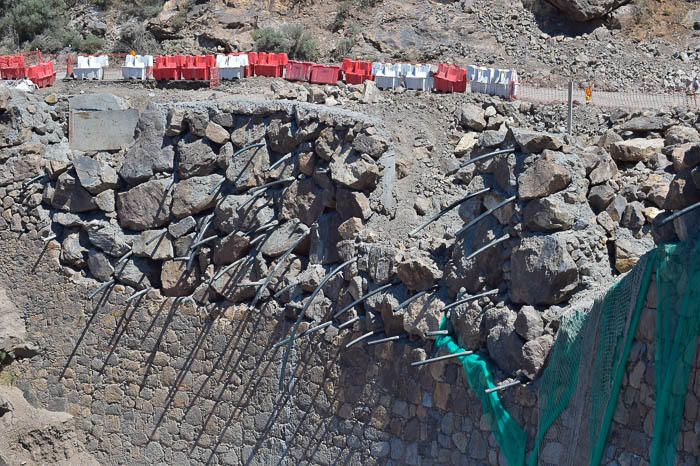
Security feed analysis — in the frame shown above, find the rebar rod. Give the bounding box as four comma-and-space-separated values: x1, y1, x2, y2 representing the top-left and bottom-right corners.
233, 142, 266, 159
280, 257, 358, 392
426, 330, 450, 336
455, 196, 517, 238
265, 153, 293, 172
23, 173, 47, 187
345, 330, 379, 349
658, 200, 700, 226
43, 234, 57, 242
411, 350, 473, 367
409, 188, 491, 237
367, 334, 407, 346
442, 289, 500, 314
453, 148, 515, 172
88, 279, 115, 300
273, 320, 333, 349
484, 379, 523, 395
464, 234, 510, 262
248, 177, 296, 196
125, 287, 152, 303
115, 250, 133, 265
211, 256, 252, 282
333, 282, 397, 319
245, 220, 279, 237
337, 315, 362, 330
190, 235, 219, 250
395, 287, 436, 313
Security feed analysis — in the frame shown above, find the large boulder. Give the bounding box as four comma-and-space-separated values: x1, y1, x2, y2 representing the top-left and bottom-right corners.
458, 104, 486, 131
214, 194, 275, 234
329, 148, 381, 190
510, 129, 563, 154
71, 155, 118, 194
396, 250, 443, 291
116, 179, 173, 230
609, 138, 664, 163
546, 0, 629, 22
51, 171, 97, 213
260, 219, 310, 258
177, 139, 221, 178
280, 178, 327, 226
523, 197, 575, 232
170, 174, 225, 218
518, 153, 572, 199
510, 236, 579, 306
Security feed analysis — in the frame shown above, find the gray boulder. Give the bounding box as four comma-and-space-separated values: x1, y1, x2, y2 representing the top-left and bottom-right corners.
486, 319, 525, 376
160, 260, 199, 297
621, 115, 673, 133
225, 143, 269, 191
510, 129, 563, 154
212, 232, 252, 265
396, 250, 443, 291
518, 153, 572, 199
171, 174, 225, 218
114, 257, 156, 289
309, 213, 342, 265
116, 179, 173, 230
458, 104, 486, 131
329, 148, 381, 190
266, 119, 299, 153
523, 197, 575, 232
214, 194, 275, 234
51, 171, 97, 213
514, 306, 544, 341
87, 249, 114, 281
132, 229, 173, 260
87, 222, 131, 257
336, 188, 372, 221
178, 139, 220, 178
72, 155, 118, 194
260, 219, 310, 258
280, 178, 327, 226
521, 334, 554, 379
547, 0, 631, 21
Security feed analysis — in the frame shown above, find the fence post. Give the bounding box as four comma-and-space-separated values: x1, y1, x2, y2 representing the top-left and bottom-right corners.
567, 81, 574, 135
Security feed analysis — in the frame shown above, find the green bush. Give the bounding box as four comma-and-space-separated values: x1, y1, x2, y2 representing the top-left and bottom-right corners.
2, 0, 67, 44
114, 22, 159, 54
252, 25, 318, 61
331, 24, 360, 60
330, 2, 351, 32
76, 34, 105, 54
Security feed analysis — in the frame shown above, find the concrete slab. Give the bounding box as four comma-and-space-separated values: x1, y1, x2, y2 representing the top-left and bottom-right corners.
69, 94, 128, 112
69, 109, 139, 152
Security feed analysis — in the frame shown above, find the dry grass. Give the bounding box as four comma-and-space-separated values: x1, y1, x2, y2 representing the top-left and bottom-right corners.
626, 0, 695, 42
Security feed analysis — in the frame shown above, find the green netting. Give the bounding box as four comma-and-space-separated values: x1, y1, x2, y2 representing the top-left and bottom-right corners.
435, 322, 527, 466
439, 235, 699, 466
651, 240, 700, 465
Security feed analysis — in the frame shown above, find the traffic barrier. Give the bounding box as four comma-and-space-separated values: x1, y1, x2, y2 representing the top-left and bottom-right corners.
216, 54, 248, 80
26, 61, 56, 88
468, 65, 518, 99
250, 52, 288, 78
181, 55, 215, 80
372, 63, 406, 90
0, 55, 26, 80
153, 55, 183, 81
122, 55, 153, 81
404, 64, 433, 91
342, 59, 373, 85
73, 55, 109, 80
285, 60, 314, 82
309, 64, 341, 85
433, 64, 467, 93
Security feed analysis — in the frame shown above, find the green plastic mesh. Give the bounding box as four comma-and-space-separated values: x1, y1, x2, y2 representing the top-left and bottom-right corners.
651, 240, 700, 465
439, 235, 699, 466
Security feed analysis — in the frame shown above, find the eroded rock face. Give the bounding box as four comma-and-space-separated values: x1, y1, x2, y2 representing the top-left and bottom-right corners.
546, 0, 628, 21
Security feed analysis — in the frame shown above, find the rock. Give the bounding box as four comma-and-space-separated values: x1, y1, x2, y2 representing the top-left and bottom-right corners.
0, 287, 26, 354
521, 334, 554, 379
171, 174, 225, 218
515, 306, 544, 341
621, 201, 645, 230
316, 128, 341, 161
114, 257, 156, 289
116, 179, 173, 230
87, 222, 131, 257
510, 129, 563, 154
352, 131, 388, 160
261, 219, 310, 258
458, 104, 486, 131
87, 249, 114, 281
640, 173, 671, 208
402, 294, 444, 338
225, 143, 269, 191
51, 171, 97, 213
358, 243, 397, 285
329, 148, 381, 190
597, 129, 623, 152
684, 8, 700, 29
212, 232, 251, 265
523, 197, 575, 232
547, 0, 628, 21
588, 182, 616, 213
605, 195, 627, 222
133, 229, 173, 260
266, 120, 299, 153
479, 129, 507, 148
214, 194, 275, 234
621, 115, 673, 133
280, 178, 327, 226
664, 174, 700, 210
119, 109, 173, 185
361, 80, 381, 104
615, 235, 651, 273
486, 320, 525, 376
338, 217, 363, 240
309, 212, 342, 265
585, 149, 618, 185
518, 153, 572, 199
95, 190, 115, 212
610, 138, 664, 162
451, 301, 484, 349
454, 133, 478, 157
72, 155, 118, 195
169, 216, 197, 238
665, 125, 699, 146
336, 188, 372, 221
205, 121, 230, 145
396, 250, 443, 291
671, 144, 700, 172
510, 235, 579, 306
210, 258, 264, 302
61, 233, 87, 268
160, 260, 199, 297
177, 139, 220, 179
184, 110, 208, 137
413, 197, 431, 216
166, 108, 187, 136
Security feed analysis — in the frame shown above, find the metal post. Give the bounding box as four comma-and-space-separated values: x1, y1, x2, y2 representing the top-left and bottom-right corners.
567, 81, 574, 135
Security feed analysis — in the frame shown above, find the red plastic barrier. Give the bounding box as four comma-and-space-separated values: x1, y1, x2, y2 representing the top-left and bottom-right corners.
433, 64, 467, 93
285, 60, 314, 82
26, 62, 56, 88
0, 55, 26, 80
253, 52, 288, 78
153, 55, 183, 81
341, 58, 373, 85
181, 55, 215, 80
310, 65, 341, 85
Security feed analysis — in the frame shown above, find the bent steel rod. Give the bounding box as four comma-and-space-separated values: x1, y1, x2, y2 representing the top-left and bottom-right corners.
453, 148, 515, 173
442, 289, 500, 314
88, 279, 115, 300
43, 233, 57, 243
273, 320, 333, 349
246, 220, 279, 237
395, 287, 437, 313
189, 235, 219, 250
345, 330, 379, 349
409, 188, 491, 237
455, 196, 517, 238
658, 200, 700, 226
484, 379, 523, 395
265, 153, 293, 172
251, 231, 309, 309
125, 287, 152, 303
337, 315, 362, 330
249, 177, 296, 196
367, 334, 407, 346
426, 330, 450, 336
280, 257, 358, 392
411, 350, 473, 367
333, 281, 397, 319
23, 173, 47, 187
233, 142, 266, 159
464, 234, 510, 262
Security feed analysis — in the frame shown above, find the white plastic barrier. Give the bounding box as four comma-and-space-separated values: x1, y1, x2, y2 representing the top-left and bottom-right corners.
216, 54, 248, 80
372, 63, 403, 90
467, 65, 517, 99
404, 64, 433, 91
122, 55, 153, 81
74, 55, 109, 80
